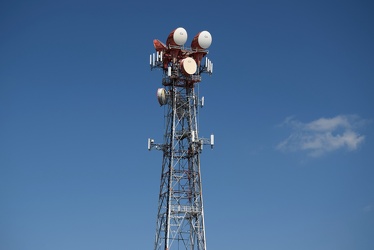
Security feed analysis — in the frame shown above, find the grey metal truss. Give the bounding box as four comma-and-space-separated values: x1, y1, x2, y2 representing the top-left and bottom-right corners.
149, 45, 213, 250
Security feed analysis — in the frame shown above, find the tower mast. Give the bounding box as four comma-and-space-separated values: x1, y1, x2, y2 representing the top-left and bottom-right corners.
148, 27, 214, 250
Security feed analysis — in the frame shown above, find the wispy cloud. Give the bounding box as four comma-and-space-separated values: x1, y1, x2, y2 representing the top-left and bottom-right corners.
276, 115, 366, 157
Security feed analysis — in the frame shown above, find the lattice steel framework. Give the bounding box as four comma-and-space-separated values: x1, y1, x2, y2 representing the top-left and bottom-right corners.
148, 27, 214, 250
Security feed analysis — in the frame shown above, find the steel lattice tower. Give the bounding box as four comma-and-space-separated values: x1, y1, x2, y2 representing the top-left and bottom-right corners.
148, 27, 214, 250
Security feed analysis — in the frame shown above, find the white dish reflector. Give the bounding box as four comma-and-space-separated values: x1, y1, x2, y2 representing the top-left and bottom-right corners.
180, 57, 197, 75
166, 27, 188, 46
191, 31, 212, 49
157, 88, 167, 106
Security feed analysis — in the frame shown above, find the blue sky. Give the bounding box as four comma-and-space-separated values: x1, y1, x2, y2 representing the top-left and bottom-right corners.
1, 0, 373, 249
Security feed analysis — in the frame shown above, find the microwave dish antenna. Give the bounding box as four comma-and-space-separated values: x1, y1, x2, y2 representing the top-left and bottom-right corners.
166, 27, 188, 46
191, 31, 212, 49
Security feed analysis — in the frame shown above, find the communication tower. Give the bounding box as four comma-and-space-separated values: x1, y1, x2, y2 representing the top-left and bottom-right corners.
148, 27, 214, 250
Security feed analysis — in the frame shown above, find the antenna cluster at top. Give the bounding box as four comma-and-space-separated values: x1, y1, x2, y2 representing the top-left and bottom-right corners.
149, 27, 213, 76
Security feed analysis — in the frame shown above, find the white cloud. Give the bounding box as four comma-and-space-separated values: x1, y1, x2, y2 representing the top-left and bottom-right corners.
277, 115, 366, 157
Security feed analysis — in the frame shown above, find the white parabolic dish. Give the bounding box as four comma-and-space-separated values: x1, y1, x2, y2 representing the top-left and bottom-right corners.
157, 88, 167, 106
180, 57, 197, 75
191, 31, 212, 49
173, 27, 188, 46
197, 31, 212, 49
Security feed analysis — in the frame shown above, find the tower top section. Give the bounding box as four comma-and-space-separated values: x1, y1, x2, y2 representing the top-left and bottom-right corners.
150, 27, 213, 86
